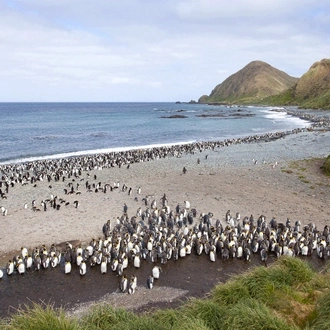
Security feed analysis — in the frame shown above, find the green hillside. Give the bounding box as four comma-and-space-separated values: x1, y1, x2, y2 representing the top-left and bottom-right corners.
199, 61, 298, 105
263, 59, 330, 109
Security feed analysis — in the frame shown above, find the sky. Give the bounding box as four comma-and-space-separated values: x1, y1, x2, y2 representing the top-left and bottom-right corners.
0, 0, 329, 102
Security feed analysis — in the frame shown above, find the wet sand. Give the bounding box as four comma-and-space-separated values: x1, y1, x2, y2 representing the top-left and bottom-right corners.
0, 129, 329, 317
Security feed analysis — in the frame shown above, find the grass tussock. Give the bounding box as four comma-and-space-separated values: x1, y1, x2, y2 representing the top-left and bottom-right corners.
2, 302, 78, 330
211, 257, 314, 305
181, 298, 227, 329
149, 308, 181, 328
309, 290, 330, 330
211, 257, 317, 327
78, 304, 137, 330
221, 298, 297, 330
2, 258, 330, 330
170, 316, 210, 330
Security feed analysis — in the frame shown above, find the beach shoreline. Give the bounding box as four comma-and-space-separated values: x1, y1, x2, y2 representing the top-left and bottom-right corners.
0, 124, 330, 267
0, 127, 330, 265
0, 115, 329, 316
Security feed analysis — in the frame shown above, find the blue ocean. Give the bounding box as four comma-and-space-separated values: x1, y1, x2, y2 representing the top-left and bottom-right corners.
0, 102, 311, 165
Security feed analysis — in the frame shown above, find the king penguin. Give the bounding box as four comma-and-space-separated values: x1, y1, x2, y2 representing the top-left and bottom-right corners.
134, 253, 141, 268
76, 253, 83, 266
80, 260, 87, 275
100, 257, 107, 274
147, 275, 154, 289
65, 261, 72, 274
120, 275, 128, 293
152, 265, 161, 279
128, 275, 137, 294
25, 255, 33, 269
17, 258, 25, 275
21, 246, 28, 259
209, 245, 216, 262
51, 255, 59, 268
6, 260, 14, 275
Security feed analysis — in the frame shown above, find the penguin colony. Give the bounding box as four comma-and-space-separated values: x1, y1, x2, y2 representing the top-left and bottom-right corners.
0, 110, 330, 292
1, 199, 330, 294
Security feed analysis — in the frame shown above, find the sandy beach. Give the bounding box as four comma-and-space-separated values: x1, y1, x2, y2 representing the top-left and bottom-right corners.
0, 128, 329, 314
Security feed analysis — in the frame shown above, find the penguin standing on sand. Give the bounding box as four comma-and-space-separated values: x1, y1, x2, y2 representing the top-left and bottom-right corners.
160, 193, 168, 207
184, 200, 190, 209
128, 275, 137, 294
65, 261, 72, 274
76, 253, 83, 266
209, 245, 216, 262
17, 258, 25, 275
116, 262, 124, 276
243, 247, 251, 261
147, 275, 154, 289
80, 260, 87, 275
260, 248, 268, 264
6, 260, 14, 275
34, 254, 41, 271
134, 253, 141, 268
152, 265, 161, 279
100, 257, 107, 274
120, 275, 128, 293
21, 246, 28, 259
51, 254, 59, 268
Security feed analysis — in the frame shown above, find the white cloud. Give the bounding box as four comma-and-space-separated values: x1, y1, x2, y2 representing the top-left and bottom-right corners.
0, 0, 329, 101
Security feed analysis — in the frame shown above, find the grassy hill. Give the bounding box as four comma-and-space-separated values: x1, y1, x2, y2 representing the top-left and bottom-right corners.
199, 59, 330, 110
263, 59, 330, 109
199, 61, 298, 104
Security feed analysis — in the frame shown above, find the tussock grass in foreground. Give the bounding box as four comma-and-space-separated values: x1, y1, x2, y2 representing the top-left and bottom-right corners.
149, 308, 181, 328
3, 302, 78, 330
79, 304, 136, 330
210, 257, 317, 327
221, 298, 298, 330
181, 298, 227, 329
80, 304, 211, 330
306, 266, 330, 294
172, 316, 210, 330
211, 257, 314, 306
210, 278, 250, 305
310, 290, 330, 330
276, 256, 314, 284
